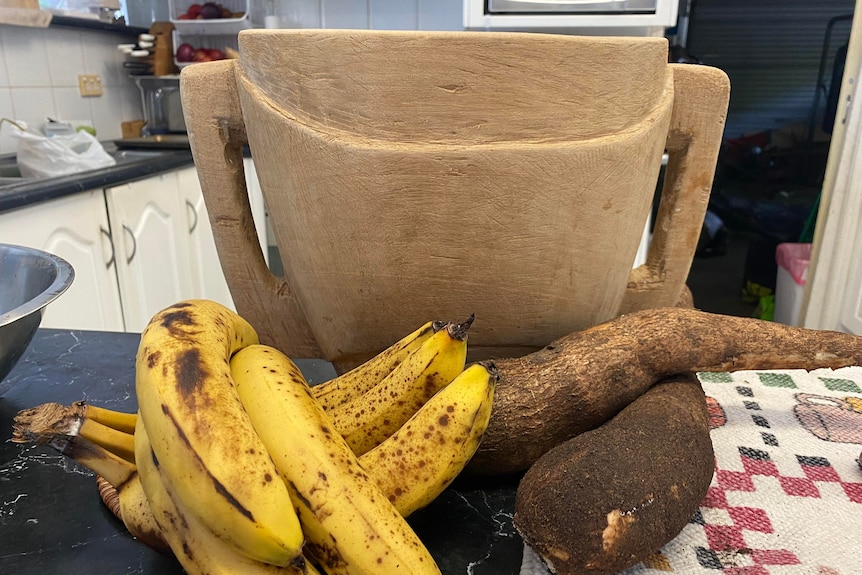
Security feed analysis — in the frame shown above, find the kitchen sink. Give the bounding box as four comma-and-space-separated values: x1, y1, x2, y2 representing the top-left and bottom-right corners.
0, 138, 192, 193
0, 146, 176, 187
0, 164, 22, 178
108, 149, 171, 164
0, 155, 24, 185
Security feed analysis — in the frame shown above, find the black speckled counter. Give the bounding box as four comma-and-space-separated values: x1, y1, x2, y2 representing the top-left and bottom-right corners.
0, 329, 524, 574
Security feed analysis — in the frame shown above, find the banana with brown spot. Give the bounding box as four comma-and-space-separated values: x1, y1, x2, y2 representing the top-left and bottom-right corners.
135, 300, 304, 566
134, 417, 317, 575
231, 344, 442, 575
361, 361, 498, 517
311, 320, 444, 412
68, 358, 495, 519
327, 318, 472, 456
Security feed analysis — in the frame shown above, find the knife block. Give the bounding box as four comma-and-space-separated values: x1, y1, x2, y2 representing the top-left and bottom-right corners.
150, 21, 179, 77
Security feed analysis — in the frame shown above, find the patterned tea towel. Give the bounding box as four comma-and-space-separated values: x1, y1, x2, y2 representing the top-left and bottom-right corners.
520, 367, 862, 575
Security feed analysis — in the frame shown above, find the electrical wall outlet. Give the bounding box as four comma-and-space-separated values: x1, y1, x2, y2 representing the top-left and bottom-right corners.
78, 74, 103, 97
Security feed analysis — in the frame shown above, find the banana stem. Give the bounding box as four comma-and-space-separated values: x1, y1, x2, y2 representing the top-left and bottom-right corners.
12, 401, 79, 444
12, 401, 136, 463
448, 314, 475, 341
12, 403, 138, 486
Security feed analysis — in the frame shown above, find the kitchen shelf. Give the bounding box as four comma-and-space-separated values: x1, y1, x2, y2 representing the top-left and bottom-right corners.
172, 31, 239, 68
169, 0, 250, 35
170, 0, 249, 67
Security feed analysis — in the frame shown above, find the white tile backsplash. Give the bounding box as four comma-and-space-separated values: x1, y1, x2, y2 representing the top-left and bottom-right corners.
370, 0, 417, 30
322, 0, 368, 29
89, 85, 136, 141
82, 34, 126, 87
10, 87, 57, 131
2, 27, 52, 87
417, 0, 462, 31
119, 81, 144, 123
0, 24, 144, 148
0, 88, 16, 154
46, 28, 87, 88
280, 0, 322, 28
317, 0, 460, 31
54, 87, 96, 124
0, 29, 9, 88
0, 0, 464, 155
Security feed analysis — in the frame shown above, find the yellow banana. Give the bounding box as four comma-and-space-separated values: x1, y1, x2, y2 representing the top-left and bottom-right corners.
10, 411, 168, 555
69, 441, 168, 555
78, 416, 136, 463
231, 344, 442, 575
134, 299, 304, 566
77, 372, 493, 519
361, 361, 498, 517
311, 320, 444, 411
103, 476, 171, 556
134, 417, 316, 575
328, 318, 472, 456
77, 401, 137, 434
20, 403, 317, 572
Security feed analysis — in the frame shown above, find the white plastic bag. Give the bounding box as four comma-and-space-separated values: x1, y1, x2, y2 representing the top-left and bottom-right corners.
11, 123, 116, 179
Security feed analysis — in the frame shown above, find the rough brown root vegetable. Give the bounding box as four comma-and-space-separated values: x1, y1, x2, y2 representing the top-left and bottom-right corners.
513, 374, 714, 575
676, 284, 694, 309
469, 306, 862, 476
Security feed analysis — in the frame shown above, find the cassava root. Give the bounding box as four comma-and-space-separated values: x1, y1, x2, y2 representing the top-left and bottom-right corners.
469, 307, 862, 476
513, 374, 713, 575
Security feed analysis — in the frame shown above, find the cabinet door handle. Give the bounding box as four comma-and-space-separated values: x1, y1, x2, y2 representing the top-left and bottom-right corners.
122, 224, 137, 264
100, 226, 115, 269
186, 199, 199, 234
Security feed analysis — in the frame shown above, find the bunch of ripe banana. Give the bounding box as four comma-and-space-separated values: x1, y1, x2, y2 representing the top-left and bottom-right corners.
12, 299, 499, 575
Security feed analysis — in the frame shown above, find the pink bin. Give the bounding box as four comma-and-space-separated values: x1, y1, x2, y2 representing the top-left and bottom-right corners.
774, 243, 812, 326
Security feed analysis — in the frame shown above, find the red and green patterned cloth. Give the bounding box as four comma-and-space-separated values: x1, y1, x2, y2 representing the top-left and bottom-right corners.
522, 368, 862, 575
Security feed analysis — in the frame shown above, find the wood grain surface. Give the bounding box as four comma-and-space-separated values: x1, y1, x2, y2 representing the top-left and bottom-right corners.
181, 30, 729, 370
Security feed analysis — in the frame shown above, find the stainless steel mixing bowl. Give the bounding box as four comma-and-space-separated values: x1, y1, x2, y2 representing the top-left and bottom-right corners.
0, 244, 75, 382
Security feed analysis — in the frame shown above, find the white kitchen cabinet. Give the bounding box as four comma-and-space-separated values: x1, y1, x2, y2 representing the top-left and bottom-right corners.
174, 161, 268, 311
0, 190, 125, 331
105, 173, 197, 333
1, 161, 268, 333
176, 166, 234, 309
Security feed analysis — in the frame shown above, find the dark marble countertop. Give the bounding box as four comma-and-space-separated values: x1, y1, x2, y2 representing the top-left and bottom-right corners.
0, 329, 525, 574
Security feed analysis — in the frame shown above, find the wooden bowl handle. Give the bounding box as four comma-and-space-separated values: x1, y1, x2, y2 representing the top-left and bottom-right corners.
621, 64, 730, 313
180, 60, 323, 358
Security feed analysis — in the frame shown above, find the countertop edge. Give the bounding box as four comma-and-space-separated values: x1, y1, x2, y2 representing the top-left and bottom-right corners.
0, 149, 195, 214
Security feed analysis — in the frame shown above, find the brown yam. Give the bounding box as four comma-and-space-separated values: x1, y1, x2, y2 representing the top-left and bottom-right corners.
469, 307, 862, 475
513, 374, 714, 575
